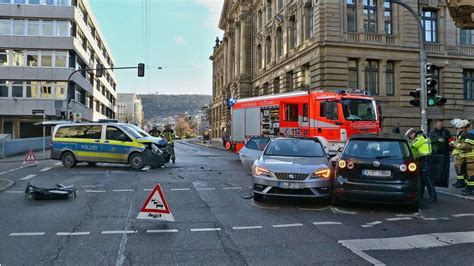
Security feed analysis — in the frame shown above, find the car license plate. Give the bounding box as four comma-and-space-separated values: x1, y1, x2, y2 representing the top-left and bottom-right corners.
362, 169, 391, 177
279, 182, 299, 189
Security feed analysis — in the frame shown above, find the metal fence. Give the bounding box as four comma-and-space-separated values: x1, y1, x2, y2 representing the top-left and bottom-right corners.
0, 137, 51, 158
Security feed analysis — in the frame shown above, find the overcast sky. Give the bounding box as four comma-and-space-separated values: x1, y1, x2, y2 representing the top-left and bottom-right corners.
89, 0, 224, 95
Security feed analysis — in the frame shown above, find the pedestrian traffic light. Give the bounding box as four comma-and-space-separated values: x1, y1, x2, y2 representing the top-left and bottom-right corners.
138, 63, 145, 77
96, 63, 104, 77
409, 88, 421, 107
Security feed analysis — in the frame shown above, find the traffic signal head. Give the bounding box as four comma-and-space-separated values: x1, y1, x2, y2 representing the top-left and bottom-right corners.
138, 63, 145, 77
96, 63, 104, 77
409, 88, 421, 107
409, 90, 420, 98
426, 78, 437, 88
425, 63, 437, 75
427, 88, 437, 97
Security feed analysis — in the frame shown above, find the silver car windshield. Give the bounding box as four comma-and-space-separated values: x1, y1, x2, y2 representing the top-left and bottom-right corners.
264, 139, 325, 157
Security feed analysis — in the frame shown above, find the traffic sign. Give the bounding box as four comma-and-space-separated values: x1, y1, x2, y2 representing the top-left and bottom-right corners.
137, 184, 174, 221
23, 149, 38, 165
32, 109, 45, 115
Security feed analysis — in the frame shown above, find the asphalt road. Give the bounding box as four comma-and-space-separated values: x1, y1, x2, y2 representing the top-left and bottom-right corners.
0, 142, 473, 265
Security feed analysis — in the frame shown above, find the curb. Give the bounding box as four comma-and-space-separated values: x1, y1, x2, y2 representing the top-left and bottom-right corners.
182, 141, 226, 152
437, 190, 474, 201
0, 178, 14, 191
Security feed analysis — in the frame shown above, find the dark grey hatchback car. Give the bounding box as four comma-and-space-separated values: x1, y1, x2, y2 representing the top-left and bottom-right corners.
332, 134, 420, 211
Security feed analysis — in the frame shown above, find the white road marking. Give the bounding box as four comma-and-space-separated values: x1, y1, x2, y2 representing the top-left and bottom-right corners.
9, 232, 45, 236
84, 190, 106, 193
56, 232, 90, 236
112, 189, 134, 192
422, 217, 450, 221
339, 231, 474, 265
19, 174, 37, 181
146, 229, 179, 233
196, 188, 215, 191
55, 162, 62, 166
0, 171, 7, 175
143, 189, 153, 191
272, 223, 303, 228
312, 222, 342, 225
5, 191, 23, 193
452, 213, 474, 218
222, 187, 242, 190
386, 217, 413, 221
190, 228, 221, 232
331, 207, 357, 215
361, 221, 382, 228
437, 190, 474, 201
298, 207, 331, 211
251, 202, 280, 210
101, 230, 137, 234
170, 188, 191, 191
141, 166, 151, 171
232, 226, 263, 230
39, 167, 51, 172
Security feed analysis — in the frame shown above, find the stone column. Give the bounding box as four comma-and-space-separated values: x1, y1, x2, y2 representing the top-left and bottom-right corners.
227, 33, 233, 82
240, 15, 248, 77
223, 36, 228, 85
235, 23, 241, 78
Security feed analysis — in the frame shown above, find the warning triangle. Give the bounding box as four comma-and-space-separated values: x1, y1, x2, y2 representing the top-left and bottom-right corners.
23, 150, 38, 165
137, 184, 174, 222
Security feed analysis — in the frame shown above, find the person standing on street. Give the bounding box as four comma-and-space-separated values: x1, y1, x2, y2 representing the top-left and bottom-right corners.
406, 128, 437, 202
450, 119, 470, 188
148, 125, 161, 137
453, 120, 474, 196
429, 120, 452, 187
162, 124, 176, 163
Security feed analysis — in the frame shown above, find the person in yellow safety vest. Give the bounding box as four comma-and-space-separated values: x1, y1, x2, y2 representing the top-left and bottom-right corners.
161, 124, 176, 163
405, 128, 437, 202
148, 125, 161, 137
454, 121, 474, 196
449, 119, 470, 188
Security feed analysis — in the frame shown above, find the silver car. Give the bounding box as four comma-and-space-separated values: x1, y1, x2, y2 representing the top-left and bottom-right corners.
252, 137, 333, 201
239, 137, 270, 174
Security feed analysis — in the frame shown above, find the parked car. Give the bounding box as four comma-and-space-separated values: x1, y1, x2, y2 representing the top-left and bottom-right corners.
239, 136, 270, 174
51, 122, 171, 170
332, 134, 420, 211
252, 137, 332, 201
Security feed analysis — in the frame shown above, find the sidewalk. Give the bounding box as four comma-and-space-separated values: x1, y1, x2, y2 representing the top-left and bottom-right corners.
436, 163, 474, 201
185, 139, 226, 151
0, 150, 50, 164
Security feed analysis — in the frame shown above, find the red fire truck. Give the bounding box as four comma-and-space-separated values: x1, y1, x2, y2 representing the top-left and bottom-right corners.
228, 90, 381, 153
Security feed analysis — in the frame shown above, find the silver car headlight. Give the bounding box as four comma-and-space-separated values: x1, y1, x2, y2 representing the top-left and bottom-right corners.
254, 166, 271, 177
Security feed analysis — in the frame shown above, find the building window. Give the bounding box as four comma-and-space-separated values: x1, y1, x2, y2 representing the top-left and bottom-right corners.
267, 0, 272, 21
464, 70, 474, 100
461, 29, 474, 45
27, 51, 39, 66
384, 0, 392, 35
0, 49, 8, 66
263, 82, 269, 95
274, 77, 280, 93
305, 4, 314, 39
41, 84, 52, 98
55, 51, 67, 67
55, 82, 66, 98
0, 19, 10, 35
303, 64, 310, 88
363, 0, 377, 33
347, 0, 357, 32
29, 0, 40, 4
12, 81, 23, 97
286, 71, 294, 92
0, 81, 9, 97
41, 51, 53, 67
256, 45, 262, 69
13, 19, 25, 35
265, 36, 272, 64
26, 81, 37, 98
348, 59, 358, 89
56, 21, 70, 37
42, 20, 53, 36
278, 0, 283, 10
422, 9, 437, 43
386, 61, 394, 96
365, 60, 379, 95
289, 16, 297, 50
276, 27, 283, 57
28, 20, 40, 35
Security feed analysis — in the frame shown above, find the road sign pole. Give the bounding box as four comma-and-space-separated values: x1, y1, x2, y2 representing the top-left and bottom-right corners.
391, 0, 428, 133
43, 113, 46, 156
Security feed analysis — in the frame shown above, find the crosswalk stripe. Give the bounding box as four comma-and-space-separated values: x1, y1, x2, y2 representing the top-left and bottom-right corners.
20, 174, 37, 181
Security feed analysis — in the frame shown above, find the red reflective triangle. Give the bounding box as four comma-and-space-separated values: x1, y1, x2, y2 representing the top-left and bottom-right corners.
140, 184, 171, 214
24, 150, 38, 162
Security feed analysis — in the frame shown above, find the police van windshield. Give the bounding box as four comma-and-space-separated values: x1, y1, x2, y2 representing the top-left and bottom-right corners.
341, 98, 377, 121
127, 124, 149, 138
122, 125, 144, 139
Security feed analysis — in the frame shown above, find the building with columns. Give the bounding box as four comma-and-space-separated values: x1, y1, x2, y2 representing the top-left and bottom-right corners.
210, 0, 474, 138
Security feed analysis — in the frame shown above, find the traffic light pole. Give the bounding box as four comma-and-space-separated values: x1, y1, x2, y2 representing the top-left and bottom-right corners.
391, 0, 428, 133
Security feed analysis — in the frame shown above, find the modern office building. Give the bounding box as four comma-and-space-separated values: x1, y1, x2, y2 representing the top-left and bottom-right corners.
117, 93, 144, 128
0, 0, 117, 138
210, 0, 474, 138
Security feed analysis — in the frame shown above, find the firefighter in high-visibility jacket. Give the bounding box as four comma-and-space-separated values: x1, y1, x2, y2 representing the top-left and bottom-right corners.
406, 128, 437, 202
450, 119, 470, 188
161, 124, 176, 163
455, 122, 474, 196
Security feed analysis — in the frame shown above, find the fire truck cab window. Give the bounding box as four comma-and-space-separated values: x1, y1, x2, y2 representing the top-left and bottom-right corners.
341, 98, 376, 121
320, 101, 338, 120
284, 104, 298, 122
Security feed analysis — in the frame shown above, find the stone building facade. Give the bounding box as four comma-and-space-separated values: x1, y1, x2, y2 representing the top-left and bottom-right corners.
210, 0, 474, 138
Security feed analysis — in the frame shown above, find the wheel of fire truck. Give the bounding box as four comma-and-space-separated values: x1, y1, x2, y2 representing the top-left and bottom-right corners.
224, 141, 232, 151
